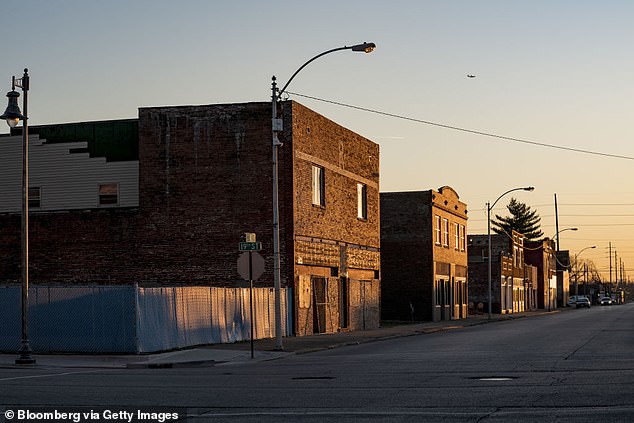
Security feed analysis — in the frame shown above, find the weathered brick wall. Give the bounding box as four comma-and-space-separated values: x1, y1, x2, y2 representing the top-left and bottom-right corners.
0, 101, 380, 340
380, 191, 431, 321
0, 103, 290, 287
289, 102, 380, 248
288, 102, 381, 333
381, 187, 468, 321
0, 209, 140, 285
136, 103, 284, 286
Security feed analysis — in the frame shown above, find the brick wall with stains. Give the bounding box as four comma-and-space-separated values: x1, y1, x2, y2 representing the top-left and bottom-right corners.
0, 100, 381, 335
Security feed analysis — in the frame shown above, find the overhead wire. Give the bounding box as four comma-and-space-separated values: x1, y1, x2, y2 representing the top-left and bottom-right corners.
286, 91, 634, 161
284, 92, 634, 273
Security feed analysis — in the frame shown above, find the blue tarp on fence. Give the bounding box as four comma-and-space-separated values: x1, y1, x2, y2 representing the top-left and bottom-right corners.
0, 285, 293, 353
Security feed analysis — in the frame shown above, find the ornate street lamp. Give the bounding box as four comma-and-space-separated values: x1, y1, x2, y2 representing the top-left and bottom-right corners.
271, 43, 375, 349
487, 186, 534, 319
1, 68, 35, 365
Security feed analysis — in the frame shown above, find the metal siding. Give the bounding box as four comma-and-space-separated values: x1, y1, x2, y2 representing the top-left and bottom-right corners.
0, 135, 138, 213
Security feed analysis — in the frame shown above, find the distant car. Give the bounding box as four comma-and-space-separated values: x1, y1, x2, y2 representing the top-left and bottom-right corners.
599, 296, 613, 306
576, 297, 591, 308
567, 296, 578, 307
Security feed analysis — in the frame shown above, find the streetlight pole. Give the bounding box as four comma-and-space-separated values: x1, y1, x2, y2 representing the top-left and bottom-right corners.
574, 245, 596, 298
271, 42, 375, 350
1, 68, 35, 365
487, 186, 534, 319
550, 227, 578, 311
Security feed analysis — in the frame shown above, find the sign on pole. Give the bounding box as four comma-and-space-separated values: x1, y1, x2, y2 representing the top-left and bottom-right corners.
237, 252, 265, 281
239, 241, 262, 251
238, 233, 265, 359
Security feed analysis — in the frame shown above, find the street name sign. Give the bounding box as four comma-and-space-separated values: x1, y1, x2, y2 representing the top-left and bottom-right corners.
239, 241, 262, 251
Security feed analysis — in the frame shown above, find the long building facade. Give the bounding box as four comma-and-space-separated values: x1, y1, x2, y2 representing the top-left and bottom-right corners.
0, 101, 380, 338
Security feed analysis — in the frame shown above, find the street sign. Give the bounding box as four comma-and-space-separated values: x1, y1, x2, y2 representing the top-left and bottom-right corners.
237, 251, 265, 281
239, 241, 262, 251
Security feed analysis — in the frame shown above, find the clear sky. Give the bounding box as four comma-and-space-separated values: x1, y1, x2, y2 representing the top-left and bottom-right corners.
2, 0, 633, 281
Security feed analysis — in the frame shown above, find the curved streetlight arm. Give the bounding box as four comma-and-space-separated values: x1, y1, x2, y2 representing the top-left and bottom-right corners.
574, 245, 596, 261
278, 46, 348, 98
549, 227, 578, 240
489, 186, 534, 212
487, 185, 533, 319
277, 42, 375, 98
270, 42, 375, 350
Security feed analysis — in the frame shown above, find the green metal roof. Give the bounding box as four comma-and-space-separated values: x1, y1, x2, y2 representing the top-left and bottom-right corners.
11, 119, 138, 161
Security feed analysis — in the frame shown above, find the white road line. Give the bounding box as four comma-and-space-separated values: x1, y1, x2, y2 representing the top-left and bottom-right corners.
0, 369, 105, 382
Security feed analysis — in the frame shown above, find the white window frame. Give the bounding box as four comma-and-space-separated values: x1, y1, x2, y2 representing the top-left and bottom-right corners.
442, 218, 449, 247
435, 215, 441, 245
460, 224, 466, 251
454, 222, 460, 250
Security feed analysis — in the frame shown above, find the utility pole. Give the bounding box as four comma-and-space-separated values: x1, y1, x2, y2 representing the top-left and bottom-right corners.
613, 249, 617, 295
554, 194, 560, 251
608, 242, 612, 294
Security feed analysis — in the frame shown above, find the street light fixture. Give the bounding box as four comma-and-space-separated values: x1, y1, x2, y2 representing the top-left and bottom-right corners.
549, 227, 578, 311
271, 42, 376, 350
1, 68, 35, 365
574, 245, 596, 298
487, 186, 534, 319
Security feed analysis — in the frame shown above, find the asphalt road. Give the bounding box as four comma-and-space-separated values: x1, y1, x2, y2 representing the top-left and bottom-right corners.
1, 304, 633, 422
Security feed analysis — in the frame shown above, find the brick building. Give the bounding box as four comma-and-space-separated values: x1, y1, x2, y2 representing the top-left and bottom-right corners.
468, 231, 533, 314
0, 100, 380, 337
380, 187, 468, 322
525, 239, 557, 310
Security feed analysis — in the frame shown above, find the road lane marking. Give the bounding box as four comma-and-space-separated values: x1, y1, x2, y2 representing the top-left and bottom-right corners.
0, 369, 105, 382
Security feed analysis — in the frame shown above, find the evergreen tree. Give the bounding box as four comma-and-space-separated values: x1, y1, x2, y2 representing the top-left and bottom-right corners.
492, 198, 543, 241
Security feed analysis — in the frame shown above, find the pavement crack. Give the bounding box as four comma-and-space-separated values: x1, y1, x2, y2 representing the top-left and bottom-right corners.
475, 407, 501, 422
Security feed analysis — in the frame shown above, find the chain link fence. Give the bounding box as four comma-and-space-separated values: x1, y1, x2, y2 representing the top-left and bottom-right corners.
0, 285, 292, 353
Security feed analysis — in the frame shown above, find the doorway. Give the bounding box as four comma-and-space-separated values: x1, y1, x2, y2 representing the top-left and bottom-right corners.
312, 277, 327, 334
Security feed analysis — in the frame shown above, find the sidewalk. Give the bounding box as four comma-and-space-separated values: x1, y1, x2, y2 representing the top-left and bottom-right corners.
0, 309, 560, 370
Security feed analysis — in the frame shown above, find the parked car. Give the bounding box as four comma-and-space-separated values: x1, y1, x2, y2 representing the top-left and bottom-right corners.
599, 296, 613, 306
576, 297, 591, 308
567, 296, 578, 307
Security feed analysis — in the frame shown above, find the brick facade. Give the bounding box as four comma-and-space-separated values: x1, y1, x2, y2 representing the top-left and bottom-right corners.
287, 102, 380, 334
381, 187, 467, 322
468, 231, 530, 314
0, 101, 380, 336
525, 239, 557, 310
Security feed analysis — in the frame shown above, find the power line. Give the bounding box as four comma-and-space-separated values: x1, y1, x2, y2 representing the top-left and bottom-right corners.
287, 91, 634, 161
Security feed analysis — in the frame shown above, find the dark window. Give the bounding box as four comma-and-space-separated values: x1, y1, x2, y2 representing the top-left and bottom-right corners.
28, 187, 41, 208
99, 183, 119, 205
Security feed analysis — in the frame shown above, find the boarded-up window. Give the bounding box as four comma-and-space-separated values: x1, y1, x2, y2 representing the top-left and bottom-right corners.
311, 166, 325, 206
357, 183, 367, 220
